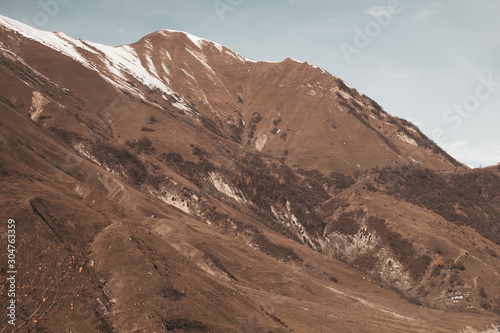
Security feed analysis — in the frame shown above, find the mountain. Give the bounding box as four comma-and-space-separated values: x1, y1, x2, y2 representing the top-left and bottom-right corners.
0, 14, 499, 332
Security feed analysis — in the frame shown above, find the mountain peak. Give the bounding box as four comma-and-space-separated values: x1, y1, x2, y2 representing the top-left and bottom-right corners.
0, 14, 71, 43
2, 14, 500, 332
155, 29, 224, 51
0, 15, 461, 173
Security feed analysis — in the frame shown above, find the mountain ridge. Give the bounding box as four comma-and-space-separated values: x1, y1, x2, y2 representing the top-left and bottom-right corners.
1, 15, 499, 332
0, 13, 463, 174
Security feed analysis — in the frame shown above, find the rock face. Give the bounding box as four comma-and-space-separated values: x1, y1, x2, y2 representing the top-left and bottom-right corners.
1, 14, 499, 332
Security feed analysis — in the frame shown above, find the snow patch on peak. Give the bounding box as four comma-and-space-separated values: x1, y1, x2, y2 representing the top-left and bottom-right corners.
311, 64, 328, 74
156, 29, 251, 63
244, 57, 258, 63
186, 48, 216, 77
0, 15, 211, 117
164, 50, 172, 61
223, 49, 247, 62
143, 38, 154, 51
160, 62, 171, 82
145, 55, 160, 79
0, 14, 42, 35
158, 29, 223, 52
183, 32, 205, 50
86, 42, 173, 93
0, 16, 179, 99
0, 14, 97, 67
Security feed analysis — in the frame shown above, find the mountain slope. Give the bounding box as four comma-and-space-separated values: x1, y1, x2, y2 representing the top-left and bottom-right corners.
1, 15, 499, 332
0, 14, 463, 175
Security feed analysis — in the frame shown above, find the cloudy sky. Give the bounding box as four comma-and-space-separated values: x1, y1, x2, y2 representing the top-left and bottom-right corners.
2, 0, 499, 167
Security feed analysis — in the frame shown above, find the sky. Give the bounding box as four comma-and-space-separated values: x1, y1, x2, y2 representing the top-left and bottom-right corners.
1, 0, 499, 167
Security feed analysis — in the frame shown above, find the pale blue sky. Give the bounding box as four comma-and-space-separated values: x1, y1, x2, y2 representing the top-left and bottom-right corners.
1, 0, 499, 167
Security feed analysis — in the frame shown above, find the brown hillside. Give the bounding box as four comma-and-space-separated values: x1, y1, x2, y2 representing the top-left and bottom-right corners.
1, 15, 499, 332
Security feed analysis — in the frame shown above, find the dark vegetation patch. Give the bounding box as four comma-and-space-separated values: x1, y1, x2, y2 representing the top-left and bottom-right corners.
336, 78, 353, 95
430, 266, 442, 278
0, 96, 24, 111
450, 260, 466, 271
480, 300, 492, 310
253, 231, 300, 262
352, 253, 378, 271
95, 313, 116, 333
357, 95, 460, 166
329, 172, 356, 191
328, 275, 338, 283
201, 208, 300, 262
227, 121, 244, 143
361, 93, 387, 120
199, 114, 226, 138
394, 288, 422, 306
191, 145, 210, 158
367, 96, 383, 112
158, 151, 184, 165
390, 117, 461, 166
141, 126, 154, 132
327, 210, 363, 236
364, 182, 378, 192
247, 112, 262, 140
88, 140, 147, 186
126, 137, 155, 154
298, 169, 355, 193
156, 152, 215, 187
197, 246, 238, 281
479, 286, 488, 299
230, 154, 330, 235
259, 305, 289, 329
359, 94, 460, 166
367, 216, 431, 280
49, 127, 149, 186
49, 127, 83, 145
374, 166, 500, 245
226, 110, 245, 143
486, 247, 498, 258
152, 150, 356, 246
320, 198, 346, 218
